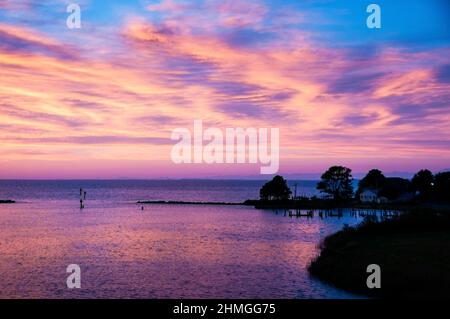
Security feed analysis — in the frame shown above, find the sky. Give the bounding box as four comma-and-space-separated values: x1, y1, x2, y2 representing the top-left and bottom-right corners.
0, 0, 449, 179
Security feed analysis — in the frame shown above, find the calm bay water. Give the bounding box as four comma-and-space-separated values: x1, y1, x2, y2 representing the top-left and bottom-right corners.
0, 180, 364, 298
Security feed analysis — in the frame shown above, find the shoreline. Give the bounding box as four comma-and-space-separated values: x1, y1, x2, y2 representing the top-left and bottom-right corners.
245, 199, 450, 212
137, 199, 450, 212
308, 210, 450, 298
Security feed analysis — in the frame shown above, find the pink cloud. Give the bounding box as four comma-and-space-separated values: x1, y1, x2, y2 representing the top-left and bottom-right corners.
0, 4, 450, 178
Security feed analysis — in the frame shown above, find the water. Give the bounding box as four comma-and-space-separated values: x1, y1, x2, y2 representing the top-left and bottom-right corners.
0, 179, 321, 203
0, 180, 365, 299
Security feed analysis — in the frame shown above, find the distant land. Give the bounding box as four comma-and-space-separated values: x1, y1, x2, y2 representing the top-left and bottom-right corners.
0, 173, 412, 181
162, 171, 418, 180
114, 172, 416, 180
3, 170, 449, 181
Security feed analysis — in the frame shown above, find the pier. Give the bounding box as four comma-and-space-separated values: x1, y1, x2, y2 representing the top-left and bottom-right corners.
275, 208, 400, 219
287, 209, 314, 218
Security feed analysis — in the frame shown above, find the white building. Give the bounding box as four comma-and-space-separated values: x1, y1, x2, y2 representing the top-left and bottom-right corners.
360, 190, 378, 203
377, 196, 388, 204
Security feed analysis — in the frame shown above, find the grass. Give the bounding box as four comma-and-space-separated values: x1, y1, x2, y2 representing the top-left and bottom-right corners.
308, 210, 450, 299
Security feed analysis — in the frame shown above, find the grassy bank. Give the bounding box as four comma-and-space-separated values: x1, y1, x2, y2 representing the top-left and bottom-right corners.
308, 210, 450, 298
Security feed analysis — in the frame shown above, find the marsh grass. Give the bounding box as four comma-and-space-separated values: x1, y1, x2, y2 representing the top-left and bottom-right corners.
308, 210, 450, 298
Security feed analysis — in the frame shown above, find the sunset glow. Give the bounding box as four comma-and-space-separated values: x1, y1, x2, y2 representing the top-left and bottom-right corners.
1, 0, 449, 178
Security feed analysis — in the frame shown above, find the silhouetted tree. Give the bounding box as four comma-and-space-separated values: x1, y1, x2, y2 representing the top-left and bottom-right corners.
357, 169, 385, 195
260, 175, 292, 200
434, 171, 450, 202
379, 177, 411, 200
317, 166, 353, 201
411, 169, 434, 199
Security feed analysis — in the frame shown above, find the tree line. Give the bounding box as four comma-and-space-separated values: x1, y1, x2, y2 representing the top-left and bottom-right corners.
260, 167, 450, 203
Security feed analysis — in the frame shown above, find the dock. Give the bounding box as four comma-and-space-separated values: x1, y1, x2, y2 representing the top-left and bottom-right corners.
276, 208, 400, 219
287, 209, 314, 218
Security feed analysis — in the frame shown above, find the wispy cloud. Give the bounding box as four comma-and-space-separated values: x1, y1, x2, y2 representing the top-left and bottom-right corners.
1, 0, 449, 177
